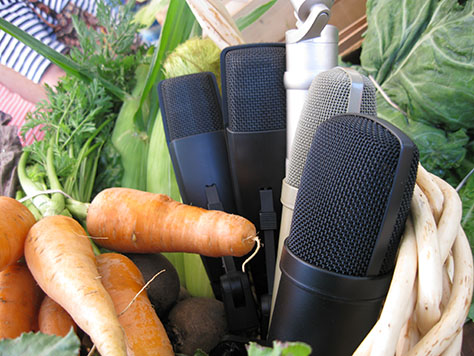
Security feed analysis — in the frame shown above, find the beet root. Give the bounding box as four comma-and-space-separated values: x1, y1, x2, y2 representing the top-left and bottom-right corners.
167, 297, 227, 355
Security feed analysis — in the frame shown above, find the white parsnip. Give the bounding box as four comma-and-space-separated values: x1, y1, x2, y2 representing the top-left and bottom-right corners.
411, 184, 443, 335
186, 0, 244, 49
440, 329, 463, 356
395, 320, 409, 356
368, 218, 418, 356
352, 329, 374, 356
416, 164, 444, 223
406, 228, 473, 356
353, 166, 472, 356
395, 316, 420, 356
441, 260, 453, 312
431, 174, 463, 264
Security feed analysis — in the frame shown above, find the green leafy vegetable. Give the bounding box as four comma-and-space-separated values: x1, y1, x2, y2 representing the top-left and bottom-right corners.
0, 330, 80, 356
246, 341, 312, 356
2, 0, 146, 222
360, 0, 474, 319
113, 0, 197, 191
361, 0, 473, 176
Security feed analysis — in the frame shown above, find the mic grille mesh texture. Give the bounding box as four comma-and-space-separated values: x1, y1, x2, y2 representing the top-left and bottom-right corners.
286, 67, 377, 189
160, 72, 223, 140
286, 114, 418, 277
223, 46, 286, 132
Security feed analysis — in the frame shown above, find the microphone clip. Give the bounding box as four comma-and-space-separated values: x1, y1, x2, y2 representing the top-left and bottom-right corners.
205, 185, 260, 334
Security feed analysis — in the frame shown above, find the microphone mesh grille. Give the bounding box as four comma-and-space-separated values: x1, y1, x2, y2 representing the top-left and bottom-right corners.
286, 68, 377, 189
286, 114, 418, 277
223, 45, 286, 132
160, 72, 223, 140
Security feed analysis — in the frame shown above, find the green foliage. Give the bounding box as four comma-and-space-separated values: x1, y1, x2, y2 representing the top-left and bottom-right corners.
113, 0, 197, 191
236, 0, 277, 31
361, 0, 473, 178
0, 330, 80, 356
360, 0, 474, 320
246, 341, 312, 356
3, 0, 147, 220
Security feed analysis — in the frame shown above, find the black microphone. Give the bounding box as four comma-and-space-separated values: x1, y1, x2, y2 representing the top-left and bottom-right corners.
220, 43, 287, 333
268, 113, 419, 356
158, 72, 259, 333
220, 42, 286, 278
272, 67, 377, 313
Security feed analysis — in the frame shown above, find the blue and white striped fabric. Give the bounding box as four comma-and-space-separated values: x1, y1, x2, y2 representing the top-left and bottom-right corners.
0, 0, 96, 83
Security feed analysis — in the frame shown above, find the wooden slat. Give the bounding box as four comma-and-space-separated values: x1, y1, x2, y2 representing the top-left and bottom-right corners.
338, 15, 367, 57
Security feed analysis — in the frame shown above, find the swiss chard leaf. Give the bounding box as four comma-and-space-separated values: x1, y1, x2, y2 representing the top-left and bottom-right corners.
246, 341, 312, 356
376, 99, 469, 179
380, 0, 474, 132
0, 330, 80, 356
360, 0, 473, 177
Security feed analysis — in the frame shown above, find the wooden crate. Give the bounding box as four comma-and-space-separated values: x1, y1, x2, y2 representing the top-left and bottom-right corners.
225, 0, 367, 57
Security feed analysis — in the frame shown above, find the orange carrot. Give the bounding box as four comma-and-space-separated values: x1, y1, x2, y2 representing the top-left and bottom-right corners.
0, 262, 43, 339
24, 215, 127, 356
38, 295, 77, 337
96, 253, 174, 356
86, 187, 256, 257
0, 196, 36, 271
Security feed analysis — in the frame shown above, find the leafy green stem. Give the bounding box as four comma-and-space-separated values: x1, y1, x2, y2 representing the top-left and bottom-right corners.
55, 90, 77, 146
46, 140, 66, 212
17, 151, 53, 217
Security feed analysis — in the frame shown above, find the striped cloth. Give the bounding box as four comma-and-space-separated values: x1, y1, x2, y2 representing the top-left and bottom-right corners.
0, 0, 97, 145
0, 83, 42, 145
0, 0, 96, 83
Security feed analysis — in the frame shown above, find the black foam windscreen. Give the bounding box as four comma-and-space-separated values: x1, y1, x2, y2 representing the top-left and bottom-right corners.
160, 72, 223, 142
221, 43, 286, 132
287, 113, 419, 277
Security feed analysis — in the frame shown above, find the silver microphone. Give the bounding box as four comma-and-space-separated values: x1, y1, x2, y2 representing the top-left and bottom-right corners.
271, 67, 378, 316
285, 24, 339, 168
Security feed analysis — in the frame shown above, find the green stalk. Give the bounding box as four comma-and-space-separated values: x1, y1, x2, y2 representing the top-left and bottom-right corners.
235, 0, 277, 30
133, 0, 196, 132
46, 141, 66, 214
17, 152, 54, 217
55, 91, 76, 147
65, 199, 90, 222
60, 107, 104, 151
15, 191, 42, 221
64, 117, 114, 201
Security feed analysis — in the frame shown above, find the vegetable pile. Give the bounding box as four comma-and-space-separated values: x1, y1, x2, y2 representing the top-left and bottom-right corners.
0, 187, 257, 355
0, 0, 472, 354
357, 0, 473, 268
356, 0, 474, 321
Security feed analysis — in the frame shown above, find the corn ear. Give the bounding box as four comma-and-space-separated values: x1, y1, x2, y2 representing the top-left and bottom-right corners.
112, 63, 152, 191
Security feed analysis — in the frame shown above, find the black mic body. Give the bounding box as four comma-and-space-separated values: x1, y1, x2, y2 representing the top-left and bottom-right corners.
158, 72, 260, 334
158, 72, 235, 297
221, 43, 287, 302
268, 113, 419, 355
